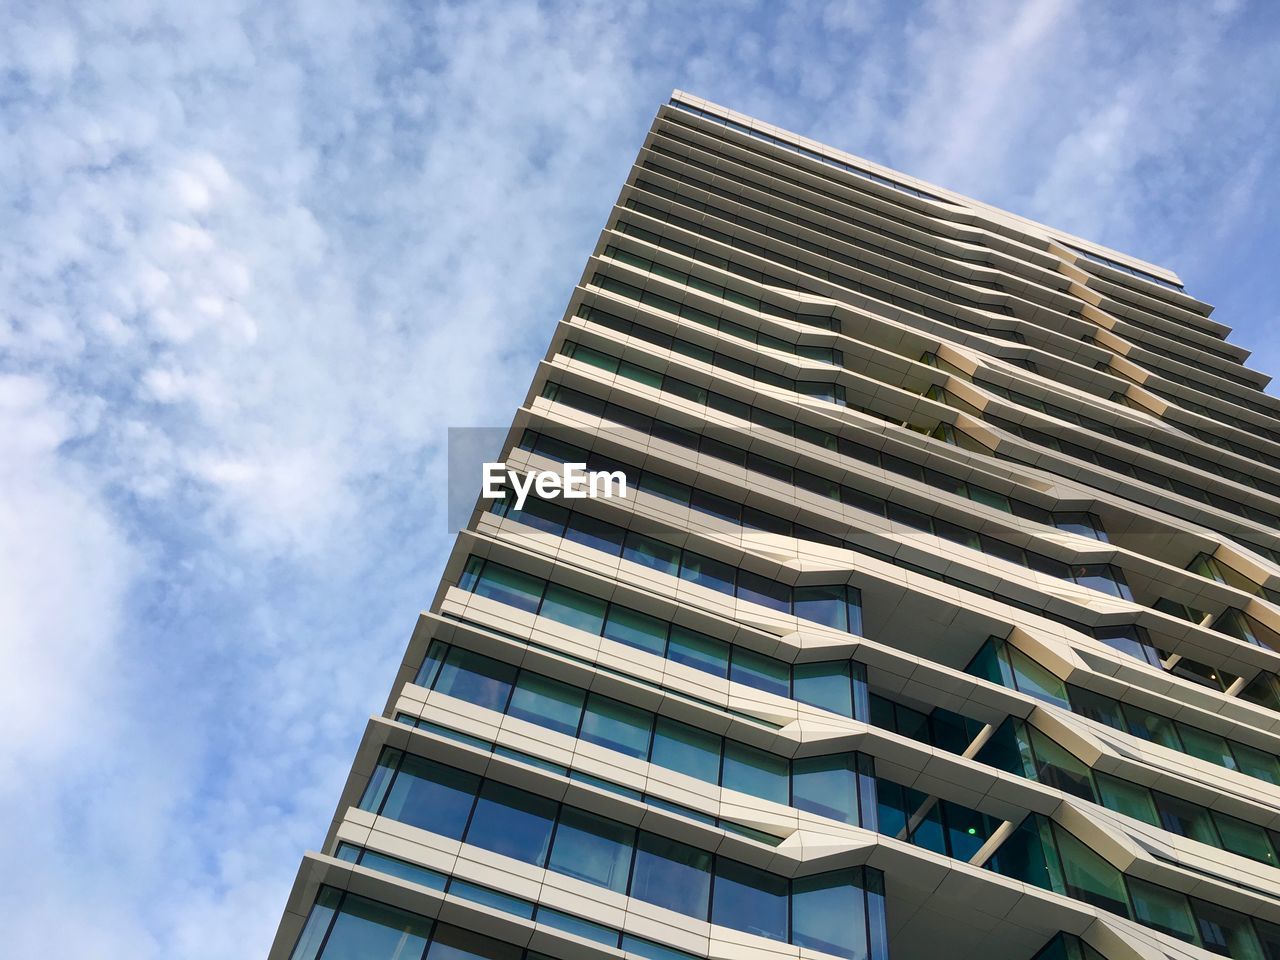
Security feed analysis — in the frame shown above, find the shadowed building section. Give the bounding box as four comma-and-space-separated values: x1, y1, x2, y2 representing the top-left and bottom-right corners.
269, 91, 1280, 960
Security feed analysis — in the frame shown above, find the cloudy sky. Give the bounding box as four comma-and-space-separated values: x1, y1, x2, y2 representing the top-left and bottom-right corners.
2, 0, 1278, 955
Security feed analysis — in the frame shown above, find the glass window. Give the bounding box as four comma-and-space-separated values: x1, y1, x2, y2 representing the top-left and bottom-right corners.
548, 806, 635, 893
536, 908, 618, 947
793, 584, 848, 631
358, 850, 447, 891
434, 648, 516, 713
729, 647, 790, 696
425, 923, 523, 960
464, 781, 556, 866
1006, 645, 1070, 710
721, 740, 788, 804
506, 672, 584, 737
450, 879, 534, 919
416, 641, 449, 689
940, 799, 996, 862
381, 754, 479, 839
507, 496, 568, 536
580, 694, 653, 758
1124, 706, 1183, 751
623, 531, 681, 576
1154, 793, 1219, 846
793, 754, 860, 825
602, 605, 668, 656
473, 562, 545, 614
630, 832, 712, 919
564, 512, 625, 555
1066, 685, 1124, 728
712, 858, 788, 942
1095, 772, 1158, 826
318, 892, 433, 960
679, 551, 736, 594
1052, 825, 1128, 916
1128, 877, 1197, 943
735, 569, 790, 612
792, 870, 868, 960
651, 717, 721, 783
793, 661, 853, 717
1193, 898, 1264, 959
1229, 740, 1280, 785
1177, 725, 1234, 768
667, 625, 729, 678
538, 583, 607, 634
1212, 811, 1276, 866
290, 887, 341, 960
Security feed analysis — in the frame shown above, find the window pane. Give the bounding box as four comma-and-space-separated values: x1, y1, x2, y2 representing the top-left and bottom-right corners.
729, 647, 790, 696
507, 496, 568, 536
630, 832, 712, 919
1006, 645, 1070, 710
1128, 876, 1197, 943
1066, 684, 1124, 729
711, 858, 788, 941
735, 569, 791, 612
792, 869, 868, 960
940, 799, 997, 861
793, 584, 848, 630
538, 583, 607, 634
651, 717, 721, 783
1212, 811, 1275, 866
564, 512, 626, 556
793, 661, 853, 717
291, 887, 341, 960
425, 923, 523, 960
1193, 898, 1264, 959
679, 550, 736, 595
667, 625, 729, 678
602, 605, 668, 657
536, 908, 618, 947
381, 754, 479, 839
434, 648, 516, 713
1230, 740, 1280, 785
320, 892, 433, 960
721, 740, 788, 804
580, 694, 653, 758
623, 531, 681, 576
1124, 707, 1183, 750
1095, 773, 1158, 825
1177, 725, 1234, 768
465, 781, 556, 866
474, 562, 545, 613
1154, 793, 1219, 846
358, 850, 447, 891
1052, 825, 1128, 916
548, 806, 635, 893
793, 754, 860, 825
506, 672, 585, 736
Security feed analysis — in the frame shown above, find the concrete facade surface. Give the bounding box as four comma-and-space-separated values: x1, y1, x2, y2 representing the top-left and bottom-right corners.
269, 92, 1280, 960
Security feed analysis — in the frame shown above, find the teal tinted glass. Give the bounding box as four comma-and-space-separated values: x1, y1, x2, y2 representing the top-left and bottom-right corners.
793, 661, 853, 717
651, 716, 721, 782
721, 739, 788, 804
602, 605, 668, 656
580, 694, 652, 758
538, 583, 607, 634
667, 625, 729, 678
506, 671, 584, 736
548, 806, 635, 893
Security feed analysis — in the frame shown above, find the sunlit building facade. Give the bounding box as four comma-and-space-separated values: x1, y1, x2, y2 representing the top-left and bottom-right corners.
270, 91, 1280, 960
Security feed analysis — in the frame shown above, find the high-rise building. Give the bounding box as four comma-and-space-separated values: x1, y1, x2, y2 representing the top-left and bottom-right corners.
269, 91, 1280, 960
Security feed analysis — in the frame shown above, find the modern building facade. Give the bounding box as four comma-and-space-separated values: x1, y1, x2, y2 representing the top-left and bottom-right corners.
269, 91, 1280, 960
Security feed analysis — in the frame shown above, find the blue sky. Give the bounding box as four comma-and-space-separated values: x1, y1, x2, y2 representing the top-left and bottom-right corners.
1, 1, 1277, 955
